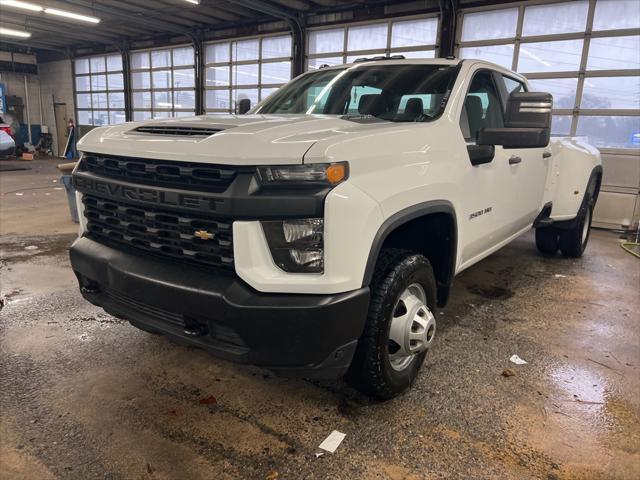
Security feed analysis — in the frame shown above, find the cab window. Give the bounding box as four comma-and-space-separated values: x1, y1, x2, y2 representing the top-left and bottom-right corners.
460, 70, 505, 142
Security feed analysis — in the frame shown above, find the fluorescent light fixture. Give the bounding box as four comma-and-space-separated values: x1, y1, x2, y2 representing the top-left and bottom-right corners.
0, 26, 32, 38
0, 0, 43, 12
44, 7, 101, 23
183, 0, 200, 4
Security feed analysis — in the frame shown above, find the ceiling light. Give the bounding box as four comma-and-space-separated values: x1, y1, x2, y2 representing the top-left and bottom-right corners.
183, 0, 200, 4
0, 26, 32, 38
0, 0, 43, 12
44, 7, 100, 23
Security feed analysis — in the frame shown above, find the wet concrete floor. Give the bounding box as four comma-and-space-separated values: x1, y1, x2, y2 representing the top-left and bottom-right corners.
1, 159, 639, 479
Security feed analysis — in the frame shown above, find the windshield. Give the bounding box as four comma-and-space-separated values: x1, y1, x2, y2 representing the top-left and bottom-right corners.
254, 64, 459, 122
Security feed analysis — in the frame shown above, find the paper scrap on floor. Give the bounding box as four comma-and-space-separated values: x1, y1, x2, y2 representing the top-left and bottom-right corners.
510, 354, 527, 365
318, 430, 346, 453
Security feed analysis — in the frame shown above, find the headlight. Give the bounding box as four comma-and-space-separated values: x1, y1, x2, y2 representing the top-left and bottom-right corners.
261, 218, 324, 273
256, 162, 348, 188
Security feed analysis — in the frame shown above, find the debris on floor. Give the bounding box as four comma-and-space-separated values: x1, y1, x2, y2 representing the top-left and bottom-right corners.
24, 245, 39, 251
318, 430, 346, 454
501, 368, 516, 377
509, 354, 528, 365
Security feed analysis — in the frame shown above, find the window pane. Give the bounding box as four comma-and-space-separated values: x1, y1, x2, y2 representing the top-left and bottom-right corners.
206, 43, 230, 64
260, 87, 278, 100
107, 73, 124, 90
391, 19, 438, 48
109, 111, 126, 124
153, 90, 172, 109
261, 61, 291, 84
347, 23, 388, 51
173, 47, 194, 66
153, 111, 170, 119
346, 52, 385, 64
461, 8, 518, 41
76, 93, 91, 108
133, 110, 152, 121
174, 111, 195, 118
152, 70, 171, 89
232, 63, 259, 85
593, 0, 640, 31
131, 71, 150, 89
106, 54, 122, 72
392, 50, 435, 59
77, 110, 92, 125
307, 56, 344, 70
528, 78, 578, 109
151, 50, 170, 68
551, 115, 572, 136
91, 74, 107, 91
108, 92, 125, 109
174, 90, 196, 110
131, 52, 150, 69
75, 59, 89, 74
232, 88, 259, 111
517, 40, 583, 73
459, 44, 514, 69
90, 56, 105, 73
206, 89, 231, 110
262, 35, 291, 59
173, 68, 195, 88
523, 1, 588, 36
133, 91, 152, 109
587, 36, 640, 70
75, 76, 90, 92
206, 66, 230, 86
502, 76, 525, 94
581, 76, 640, 110
309, 28, 344, 55
93, 111, 108, 126
576, 115, 640, 148
232, 39, 259, 61
92, 92, 108, 109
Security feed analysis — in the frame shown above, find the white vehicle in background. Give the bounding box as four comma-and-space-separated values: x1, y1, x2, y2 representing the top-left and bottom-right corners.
70, 58, 601, 399
0, 117, 16, 158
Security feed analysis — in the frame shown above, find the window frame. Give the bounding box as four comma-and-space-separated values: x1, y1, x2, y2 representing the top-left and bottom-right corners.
459, 68, 508, 143
129, 43, 197, 120
456, 0, 640, 152
306, 14, 441, 70
204, 32, 293, 114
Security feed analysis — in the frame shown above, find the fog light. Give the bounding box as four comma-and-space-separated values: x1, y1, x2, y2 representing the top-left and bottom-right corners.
261, 218, 324, 273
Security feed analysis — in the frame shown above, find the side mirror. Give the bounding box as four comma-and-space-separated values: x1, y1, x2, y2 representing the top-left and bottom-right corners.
467, 144, 495, 166
477, 92, 552, 148
237, 98, 251, 114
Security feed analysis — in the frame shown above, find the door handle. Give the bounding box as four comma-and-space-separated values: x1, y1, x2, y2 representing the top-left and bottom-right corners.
508, 155, 522, 165
542, 151, 552, 158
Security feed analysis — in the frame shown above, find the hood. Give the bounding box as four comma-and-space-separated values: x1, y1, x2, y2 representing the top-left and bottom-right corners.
77, 114, 408, 165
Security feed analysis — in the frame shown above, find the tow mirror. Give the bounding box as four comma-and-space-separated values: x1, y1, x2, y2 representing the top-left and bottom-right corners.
237, 98, 251, 114
477, 92, 552, 148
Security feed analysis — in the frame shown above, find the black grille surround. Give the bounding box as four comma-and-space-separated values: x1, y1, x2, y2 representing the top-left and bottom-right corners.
80, 153, 241, 192
82, 194, 234, 270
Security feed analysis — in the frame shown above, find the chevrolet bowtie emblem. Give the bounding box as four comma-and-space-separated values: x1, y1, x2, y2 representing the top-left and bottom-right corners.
194, 230, 214, 240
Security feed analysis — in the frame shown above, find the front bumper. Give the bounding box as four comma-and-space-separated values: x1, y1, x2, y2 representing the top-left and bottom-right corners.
70, 237, 370, 378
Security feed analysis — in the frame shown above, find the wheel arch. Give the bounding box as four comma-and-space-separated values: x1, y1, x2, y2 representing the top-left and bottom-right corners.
361, 201, 458, 308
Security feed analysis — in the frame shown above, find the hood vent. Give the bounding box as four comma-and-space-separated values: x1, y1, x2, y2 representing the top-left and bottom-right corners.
131, 126, 223, 137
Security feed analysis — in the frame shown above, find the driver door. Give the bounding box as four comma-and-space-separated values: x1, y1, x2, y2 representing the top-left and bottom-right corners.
458, 69, 521, 265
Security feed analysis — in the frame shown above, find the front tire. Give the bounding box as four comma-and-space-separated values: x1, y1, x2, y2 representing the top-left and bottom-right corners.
347, 249, 437, 400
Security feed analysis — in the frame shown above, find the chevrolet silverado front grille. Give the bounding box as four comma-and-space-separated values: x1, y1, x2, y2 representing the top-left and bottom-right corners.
80, 154, 237, 192
82, 194, 234, 270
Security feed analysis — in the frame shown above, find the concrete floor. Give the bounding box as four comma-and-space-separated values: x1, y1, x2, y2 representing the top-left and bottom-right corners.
1, 158, 639, 480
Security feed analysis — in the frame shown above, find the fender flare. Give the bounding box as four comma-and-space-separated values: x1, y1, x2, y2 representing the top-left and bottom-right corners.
361, 200, 458, 304
555, 165, 603, 230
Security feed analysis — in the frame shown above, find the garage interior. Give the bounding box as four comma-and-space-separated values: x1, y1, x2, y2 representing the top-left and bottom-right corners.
0, 0, 639, 479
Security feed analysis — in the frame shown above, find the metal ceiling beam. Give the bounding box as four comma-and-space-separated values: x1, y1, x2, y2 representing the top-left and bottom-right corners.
0, 14, 122, 44
0, 38, 68, 54
269, 0, 311, 11
56, 0, 195, 35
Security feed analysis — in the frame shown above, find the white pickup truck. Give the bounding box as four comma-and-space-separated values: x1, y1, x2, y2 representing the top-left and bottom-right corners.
70, 58, 601, 398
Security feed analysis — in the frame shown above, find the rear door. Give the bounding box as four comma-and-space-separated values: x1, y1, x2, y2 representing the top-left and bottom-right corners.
497, 74, 550, 226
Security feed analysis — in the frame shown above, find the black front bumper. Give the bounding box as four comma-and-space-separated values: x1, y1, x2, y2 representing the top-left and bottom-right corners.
70, 237, 370, 378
